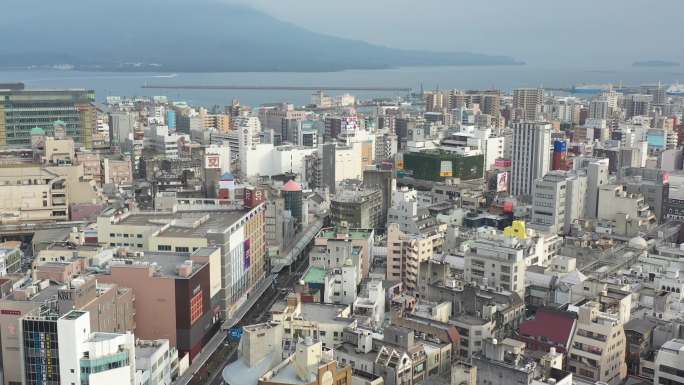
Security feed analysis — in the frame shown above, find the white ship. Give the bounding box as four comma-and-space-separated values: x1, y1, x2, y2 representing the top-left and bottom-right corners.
667, 83, 684, 96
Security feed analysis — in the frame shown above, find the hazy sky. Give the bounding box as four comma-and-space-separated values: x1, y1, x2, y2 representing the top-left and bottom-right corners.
231, 0, 684, 67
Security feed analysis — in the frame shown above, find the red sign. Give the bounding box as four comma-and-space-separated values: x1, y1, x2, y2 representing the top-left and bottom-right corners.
244, 187, 266, 208
1, 309, 21, 316
205, 154, 221, 169
495, 159, 512, 168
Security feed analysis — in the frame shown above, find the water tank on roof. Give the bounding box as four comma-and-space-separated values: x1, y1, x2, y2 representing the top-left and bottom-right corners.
628, 236, 648, 250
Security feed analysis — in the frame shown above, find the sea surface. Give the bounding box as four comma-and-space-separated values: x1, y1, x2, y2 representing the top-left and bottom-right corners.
0, 64, 682, 107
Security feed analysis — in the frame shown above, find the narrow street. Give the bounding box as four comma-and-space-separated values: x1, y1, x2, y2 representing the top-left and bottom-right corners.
187, 253, 310, 385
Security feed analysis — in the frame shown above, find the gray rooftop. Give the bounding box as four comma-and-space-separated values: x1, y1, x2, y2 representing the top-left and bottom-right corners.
115, 209, 250, 238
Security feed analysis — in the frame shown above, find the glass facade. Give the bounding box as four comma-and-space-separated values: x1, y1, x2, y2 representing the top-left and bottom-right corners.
80, 351, 130, 385
22, 318, 60, 385
0, 90, 95, 148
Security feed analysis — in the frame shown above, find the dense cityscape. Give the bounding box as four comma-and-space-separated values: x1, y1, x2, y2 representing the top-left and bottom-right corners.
0, 76, 682, 385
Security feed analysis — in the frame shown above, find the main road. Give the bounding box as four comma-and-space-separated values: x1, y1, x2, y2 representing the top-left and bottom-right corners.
182, 250, 311, 385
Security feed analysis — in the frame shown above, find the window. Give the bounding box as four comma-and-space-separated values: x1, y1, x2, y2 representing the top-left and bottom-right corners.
158, 245, 172, 251
176, 247, 190, 253
190, 291, 203, 325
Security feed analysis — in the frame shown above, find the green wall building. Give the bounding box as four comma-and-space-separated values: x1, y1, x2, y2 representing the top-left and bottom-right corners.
403, 150, 484, 181
0, 89, 96, 148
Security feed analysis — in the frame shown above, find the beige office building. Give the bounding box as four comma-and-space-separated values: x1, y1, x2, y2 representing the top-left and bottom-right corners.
386, 223, 441, 292
567, 302, 627, 385
97, 202, 267, 323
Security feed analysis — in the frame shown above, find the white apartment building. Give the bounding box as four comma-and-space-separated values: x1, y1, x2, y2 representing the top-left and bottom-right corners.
512, 88, 544, 121
511, 122, 552, 196
57, 310, 136, 385
597, 184, 656, 236
135, 339, 178, 385
144, 125, 186, 159
236, 115, 262, 162
323, 263, 358, 305
531, 171, 587, 235
654, 339, 684, 385
321, 142, 363, 193
240, 143, 317, 180
463, 230, 528, 298
567, 302, 627, 385
386, 223, 442, 292
353, 280, 385, 327
573, 157, 609, 219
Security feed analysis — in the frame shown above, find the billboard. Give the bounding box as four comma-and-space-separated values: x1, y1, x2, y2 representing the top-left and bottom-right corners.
205, 154, 221, 169
494, 159, 512, 168
243, 239, 251, 271
439, 160, 453, 177
669, 174, 684, 200
244, 187, 266, 208
497, 172, 509, 192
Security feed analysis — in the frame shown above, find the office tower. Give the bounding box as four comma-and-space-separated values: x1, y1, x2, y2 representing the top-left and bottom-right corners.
573, 157, 610, 219
330, 188, 384, 230
235, 116, 261, 164
0, 89, 96, 148
512, 88, 544, 121
447, 90, 503, 126
530, 171, 587, 234
589, 99, 610, 120
624, 94, 652, 118
362, 168, 395, 229
641, 84, 666, 106
166, 110, 176, 129
394, 116, 420, 142
109, 111, 137, 148
22, 310, 135, 385
282, 180, 303, 225
321, 142, 362, 193
424, 91, 446, 112
510, 122, 551, 196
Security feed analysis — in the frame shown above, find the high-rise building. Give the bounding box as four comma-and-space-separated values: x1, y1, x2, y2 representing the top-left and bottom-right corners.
0, 89, 96, 148
424, 91, 446, 112
623, 94, 652, 118
330, 188, 384, 230
641, 84, 667, 106
282, 180, 303, 225
510, 122, 551, 196
21, 310, 136, 385
512, 88, 544, 121
530, 171, 587, 234
321, 142, 362, 193
235, 115, 261, 165
573, 157, 610, 219
589, 98, 610, 120
109, 111, 137, 148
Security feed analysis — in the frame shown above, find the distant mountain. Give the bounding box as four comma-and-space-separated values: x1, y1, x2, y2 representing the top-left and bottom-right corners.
0, 0, 521, 72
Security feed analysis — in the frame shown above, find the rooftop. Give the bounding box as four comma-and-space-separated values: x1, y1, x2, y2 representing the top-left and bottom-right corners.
518, 309, 577, 347
110, 252, 206, 278
115, 209, 250, 238
317, 227, 373, 240
302, 267, 327, 285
